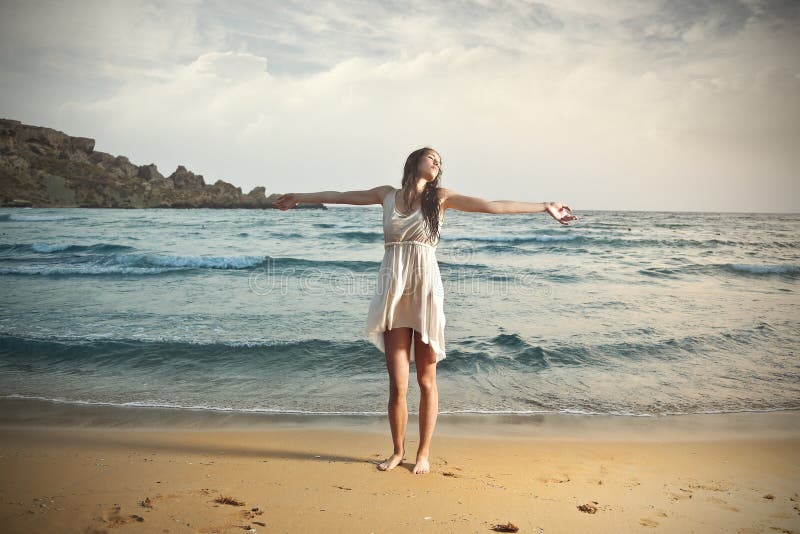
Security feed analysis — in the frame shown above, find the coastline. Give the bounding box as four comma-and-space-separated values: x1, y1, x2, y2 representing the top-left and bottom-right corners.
1, 398, 799, 533
2, 397, 800, 440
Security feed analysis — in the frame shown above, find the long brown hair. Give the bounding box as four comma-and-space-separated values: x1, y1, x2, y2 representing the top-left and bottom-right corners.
399, 147, 443, 244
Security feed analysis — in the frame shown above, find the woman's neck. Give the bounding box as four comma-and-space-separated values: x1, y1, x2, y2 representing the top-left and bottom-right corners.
402, 179, 427, 199
399, 186, 422, 212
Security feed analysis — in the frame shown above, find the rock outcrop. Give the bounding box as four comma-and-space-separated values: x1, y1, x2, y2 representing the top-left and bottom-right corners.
0, 118, 324, 209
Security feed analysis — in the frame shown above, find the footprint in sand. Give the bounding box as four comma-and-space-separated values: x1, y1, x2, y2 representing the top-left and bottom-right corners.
705, 496, 739, 512
541, 473, 571, 484
639, 518, 658, 527
688, 481, 732, 492
99, 504, 145, 527
667, 488, 693, 501
667, 491, 692, 502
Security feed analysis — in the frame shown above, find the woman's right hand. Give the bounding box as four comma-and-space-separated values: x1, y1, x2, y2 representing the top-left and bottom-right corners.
545, 202, 578, 225
274, 193, 300, 210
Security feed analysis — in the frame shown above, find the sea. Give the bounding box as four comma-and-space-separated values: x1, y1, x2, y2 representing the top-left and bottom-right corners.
0, 206, 798, 418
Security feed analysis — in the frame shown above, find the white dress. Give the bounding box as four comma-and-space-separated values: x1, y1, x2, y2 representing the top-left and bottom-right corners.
364, 187, 446, 364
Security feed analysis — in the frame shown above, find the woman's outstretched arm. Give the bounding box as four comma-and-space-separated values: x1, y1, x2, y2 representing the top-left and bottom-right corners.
440, 187, 577, 225
274, 185, 393, 210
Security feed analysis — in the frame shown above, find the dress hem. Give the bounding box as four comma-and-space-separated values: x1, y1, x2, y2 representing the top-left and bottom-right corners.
365, 326, 446, 364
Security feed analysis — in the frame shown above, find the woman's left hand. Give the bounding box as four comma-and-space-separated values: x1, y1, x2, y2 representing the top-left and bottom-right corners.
545, 202, 578, 225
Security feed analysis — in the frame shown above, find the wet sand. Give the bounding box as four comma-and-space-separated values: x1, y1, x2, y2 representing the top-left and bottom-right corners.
0, 398, 798, 533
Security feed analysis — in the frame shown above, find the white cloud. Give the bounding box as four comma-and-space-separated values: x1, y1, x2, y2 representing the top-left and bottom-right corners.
0, 0, 224, 80
2, 0, 798, 211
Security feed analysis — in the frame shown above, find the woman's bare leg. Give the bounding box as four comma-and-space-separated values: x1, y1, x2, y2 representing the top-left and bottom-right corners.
377, 327, 412, 471
412, 329, 439, 475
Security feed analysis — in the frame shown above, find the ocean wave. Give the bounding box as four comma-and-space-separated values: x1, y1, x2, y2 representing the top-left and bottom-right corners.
446, 233, 580, 244
0, 244, 387, 275
0, 242, 135, 254
0, 333, 385, 375
259, 256, 380, 272
0, 256, 265, 276
0, 213, 82, 222
0, 265, 191, 275
313, 222, 364, 229
270, 232, 304, 239
0, 394, 641, 416
1, 322, 780, 376
652, 222, 694, 228
725, 263, 800, 275
473, 243, 538, 255
640, 262, 800, 279
1, 323, 797, 418
3, 393, 798, 419
446, 233, 795, 250
0, 394, 387, 415
114, 252, 267, 270
336, 230, 383, 243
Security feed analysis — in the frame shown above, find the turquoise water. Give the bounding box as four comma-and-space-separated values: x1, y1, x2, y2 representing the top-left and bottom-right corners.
0, 207, 798, 417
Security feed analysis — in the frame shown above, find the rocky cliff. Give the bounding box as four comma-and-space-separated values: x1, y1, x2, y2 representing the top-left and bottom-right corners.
0, 118, 323, 209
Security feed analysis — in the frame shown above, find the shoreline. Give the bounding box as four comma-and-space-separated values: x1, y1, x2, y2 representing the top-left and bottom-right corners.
3, 397, 800, 440
1, 399, 799, 532
0, 398, 800, 441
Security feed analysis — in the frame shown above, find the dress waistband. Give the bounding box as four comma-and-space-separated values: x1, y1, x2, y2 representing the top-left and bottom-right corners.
384, 240, 436, 249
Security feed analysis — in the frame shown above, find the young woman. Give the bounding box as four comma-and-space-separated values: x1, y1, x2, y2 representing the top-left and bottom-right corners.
274, 147, 576, 474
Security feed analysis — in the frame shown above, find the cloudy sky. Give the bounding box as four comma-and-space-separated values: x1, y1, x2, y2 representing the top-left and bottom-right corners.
1, 0, 798, 212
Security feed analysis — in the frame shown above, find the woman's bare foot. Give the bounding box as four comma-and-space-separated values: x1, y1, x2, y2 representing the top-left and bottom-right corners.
412, 456, 430, 474
377, 452, 404, 471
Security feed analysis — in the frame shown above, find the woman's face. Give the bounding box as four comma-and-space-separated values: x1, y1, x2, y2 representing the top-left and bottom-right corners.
417, 151, 441, 181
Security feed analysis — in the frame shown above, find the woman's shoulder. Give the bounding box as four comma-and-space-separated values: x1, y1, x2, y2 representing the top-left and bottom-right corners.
436, 187, 456, 206
376, 184, 395, 203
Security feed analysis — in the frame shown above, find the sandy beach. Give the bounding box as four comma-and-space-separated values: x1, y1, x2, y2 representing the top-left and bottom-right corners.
0, 399, 798, 533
